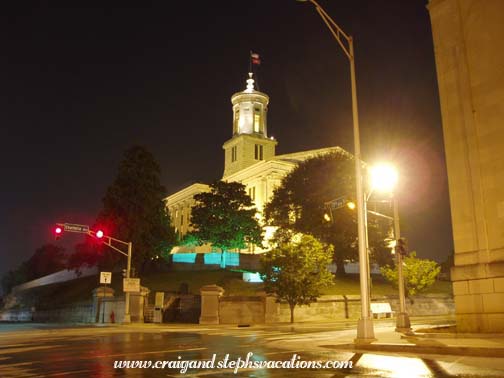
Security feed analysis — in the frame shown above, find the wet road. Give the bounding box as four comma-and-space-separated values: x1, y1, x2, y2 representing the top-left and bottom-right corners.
0, 323, 503, 377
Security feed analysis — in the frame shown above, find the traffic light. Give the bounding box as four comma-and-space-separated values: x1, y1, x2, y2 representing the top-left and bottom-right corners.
54, 225, 63, 240
396, 237, 408, 256
90, 229, 105, 243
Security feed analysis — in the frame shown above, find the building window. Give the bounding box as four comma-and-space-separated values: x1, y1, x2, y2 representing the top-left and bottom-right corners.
234, 108, 240, 134
231, 146, 237, 162
254, 107, 261, 133
254, 144, 263, 160
248, 186, 256, 201
254, 114, 260, 133
180, 214, 184, 226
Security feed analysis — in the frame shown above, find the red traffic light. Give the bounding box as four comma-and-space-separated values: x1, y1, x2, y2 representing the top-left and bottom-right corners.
96, 230, 104, 239
54, 225, 63, 240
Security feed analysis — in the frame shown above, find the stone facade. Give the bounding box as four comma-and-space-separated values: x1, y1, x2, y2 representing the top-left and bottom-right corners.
428, 0, 504, 331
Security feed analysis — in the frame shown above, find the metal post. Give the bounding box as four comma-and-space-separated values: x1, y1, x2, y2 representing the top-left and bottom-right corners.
364, 194, 372, 298
123, 242, 132, 323
298, 0, 374, 341
393, 197, 411, 332
102, 285, 106, 323
351, 40, 375, 342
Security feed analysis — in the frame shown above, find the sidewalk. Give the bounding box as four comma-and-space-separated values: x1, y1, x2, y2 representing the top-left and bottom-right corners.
266, 319, 504, 358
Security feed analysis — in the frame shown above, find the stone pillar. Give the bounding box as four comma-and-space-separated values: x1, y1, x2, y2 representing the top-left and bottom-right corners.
93, 286, 115, 323
263, 294, 279, 324
130, 286, 150, 323
199, 285, 224, 324
428, 0, 504, 332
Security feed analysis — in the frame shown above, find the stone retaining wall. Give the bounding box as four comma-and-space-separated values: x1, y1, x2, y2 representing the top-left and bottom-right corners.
201, 287, 455, 325
0, 302, 95, 323
219, 296, 265, 324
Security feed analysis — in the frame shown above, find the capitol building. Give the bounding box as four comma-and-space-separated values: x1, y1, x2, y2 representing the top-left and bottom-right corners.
166, 73, 346, 256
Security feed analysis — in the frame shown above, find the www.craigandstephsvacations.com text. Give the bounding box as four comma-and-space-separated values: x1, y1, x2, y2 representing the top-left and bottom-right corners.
114, 352, 353, 374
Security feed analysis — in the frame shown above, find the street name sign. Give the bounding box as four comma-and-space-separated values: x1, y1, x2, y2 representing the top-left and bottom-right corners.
123, 278, 140, 293
63, 223, 89, 233
326, 196, 348, 210
100, 271, 112, 284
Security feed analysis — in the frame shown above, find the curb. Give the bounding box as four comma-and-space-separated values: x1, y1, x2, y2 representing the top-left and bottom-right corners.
411, 332, 504, 339
321, 343, 504, 358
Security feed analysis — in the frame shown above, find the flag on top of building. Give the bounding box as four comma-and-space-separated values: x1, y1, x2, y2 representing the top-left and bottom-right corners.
250, 52, 261, 65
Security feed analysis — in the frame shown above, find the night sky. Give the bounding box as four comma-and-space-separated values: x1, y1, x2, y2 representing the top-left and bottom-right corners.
0, 0, 453, 281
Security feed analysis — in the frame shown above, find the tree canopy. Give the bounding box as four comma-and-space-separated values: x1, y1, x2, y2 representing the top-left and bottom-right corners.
69, 146, 176, 273
265, 152, 393, 275
189, 180, 263, 252
2, 244, 66, 293
261, 234, 333, 323
381, 252, 441, 297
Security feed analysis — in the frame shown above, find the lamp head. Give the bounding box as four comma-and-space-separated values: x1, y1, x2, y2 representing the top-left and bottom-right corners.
370, 163, 398, 193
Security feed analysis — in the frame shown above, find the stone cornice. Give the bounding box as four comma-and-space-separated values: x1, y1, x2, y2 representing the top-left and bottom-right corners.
165, 183, 210, 206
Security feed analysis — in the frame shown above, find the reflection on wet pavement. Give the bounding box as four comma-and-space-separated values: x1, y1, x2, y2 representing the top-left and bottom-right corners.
0, 329, 503, 377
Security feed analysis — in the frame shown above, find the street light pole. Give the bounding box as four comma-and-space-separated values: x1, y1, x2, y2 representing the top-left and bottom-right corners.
298, 0, 375, 341
393, 197, 411, 332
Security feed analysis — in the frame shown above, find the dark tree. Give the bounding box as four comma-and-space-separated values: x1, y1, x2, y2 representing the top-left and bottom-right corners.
1, 268, 28, 294
70, 146, 176, 273
26, 244, 67, 278
67, 239, 103, 272
1, 244, 66, 293
265, 152, 391, 275
189, 181, 263, 253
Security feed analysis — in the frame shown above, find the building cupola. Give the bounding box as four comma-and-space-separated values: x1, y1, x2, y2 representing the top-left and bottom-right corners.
231, 73, 269, 137
222, 72, 277, 179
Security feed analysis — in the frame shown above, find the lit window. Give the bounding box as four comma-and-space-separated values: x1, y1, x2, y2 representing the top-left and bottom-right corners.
234, 109, 240, 134
254, 107, 260, 133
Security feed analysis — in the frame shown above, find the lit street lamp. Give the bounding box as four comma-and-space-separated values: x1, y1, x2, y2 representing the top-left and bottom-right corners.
369, 164, 411, 333
298, 0, 374, 341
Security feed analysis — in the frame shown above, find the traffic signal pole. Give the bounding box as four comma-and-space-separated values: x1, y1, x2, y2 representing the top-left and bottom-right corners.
393, 197, 411, 332
55, 224, 134, 324
124, 242, 132, 323
88, 230, 133, 324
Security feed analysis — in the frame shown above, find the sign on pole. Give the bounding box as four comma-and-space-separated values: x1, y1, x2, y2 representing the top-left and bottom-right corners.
63, 223, 89, 233
123, 278, 141, 293
100, 271, 112, 284
155, 292, 165, 308
326, 196, 348, 210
